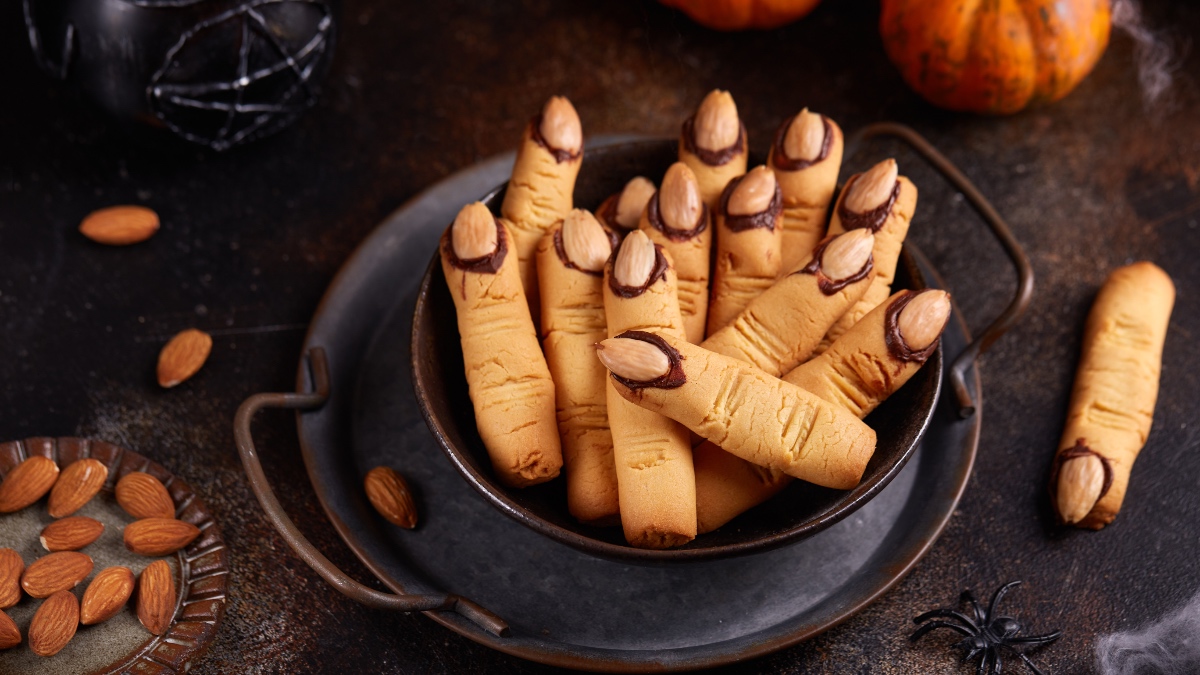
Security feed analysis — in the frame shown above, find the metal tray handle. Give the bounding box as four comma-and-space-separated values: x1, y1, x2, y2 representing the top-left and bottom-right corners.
233, 348, 509, 637
846, 122, 1035, 418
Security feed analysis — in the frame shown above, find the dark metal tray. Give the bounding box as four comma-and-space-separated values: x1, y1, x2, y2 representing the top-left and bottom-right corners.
233, 127, 1032, 671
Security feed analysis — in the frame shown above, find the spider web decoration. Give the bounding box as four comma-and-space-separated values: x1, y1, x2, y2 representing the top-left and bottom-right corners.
147, 0, 334, 151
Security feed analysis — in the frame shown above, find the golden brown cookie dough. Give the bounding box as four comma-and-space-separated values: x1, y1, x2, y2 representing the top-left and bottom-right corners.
700, 229, 875, 375
602, 231, 696, 548
678, 90, 748, 209
820, 158, 918, 351
707, 166, 784, 335
440, 203, 562, 487
500, 96, 584, 322
1050, 262, 1174, 530
639, 162, 712, 343
598, 333, 877, 490
537, 210, 620, 524
597, 176, 656, 232
694, 289, 951, 532
768, 109, 845, 273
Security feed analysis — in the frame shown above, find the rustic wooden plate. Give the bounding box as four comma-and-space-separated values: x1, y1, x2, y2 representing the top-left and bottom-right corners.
0, 437, 227, 675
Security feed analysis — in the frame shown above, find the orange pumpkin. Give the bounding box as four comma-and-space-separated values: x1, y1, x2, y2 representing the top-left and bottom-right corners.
880, 0, 1111, 114
660, 0, 823, 31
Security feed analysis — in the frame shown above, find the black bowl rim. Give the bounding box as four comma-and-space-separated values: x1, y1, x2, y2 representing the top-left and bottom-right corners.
410, 141, 943, 563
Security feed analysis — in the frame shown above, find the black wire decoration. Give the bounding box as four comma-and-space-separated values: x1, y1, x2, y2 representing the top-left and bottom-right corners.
911, 581, 1062, 675
23, 0, 75, 80
146, 0, 334, 151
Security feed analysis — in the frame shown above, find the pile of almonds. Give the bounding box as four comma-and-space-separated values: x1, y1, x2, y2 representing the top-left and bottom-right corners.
0, 455, 200, 657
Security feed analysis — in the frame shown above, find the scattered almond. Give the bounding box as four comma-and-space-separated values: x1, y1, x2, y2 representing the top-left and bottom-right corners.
115, 472, 175, 520
80, 566, 135, 626
896, 291, 952, 351
124, 518, 201, 557
40, 517, 105, 552
28, 590, 79, 657
0, 549, 23, 609
0, 456, 60, 513
157, 328, 213, 388
820, 229, 875, 281
659, 162, 703, 232
539, 96, 582, 154
596, 338, 671, 382
693, 90, 739, 151
79, 205, 159, 246
47, 458, 108, 518
844, 159, 899, 213
613, 230, 657, 287
561, 209, 611, 273
137, 560, 175, 636
450, 202, 498, 260
0, 610, 19, 650
363, 467, 418, 529
21, 552, 93, 598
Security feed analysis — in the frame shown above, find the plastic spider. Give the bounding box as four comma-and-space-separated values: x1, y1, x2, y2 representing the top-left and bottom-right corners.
911, 581, 1062, 675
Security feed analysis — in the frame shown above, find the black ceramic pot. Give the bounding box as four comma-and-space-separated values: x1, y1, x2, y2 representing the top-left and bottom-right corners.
23, 0, 339, 151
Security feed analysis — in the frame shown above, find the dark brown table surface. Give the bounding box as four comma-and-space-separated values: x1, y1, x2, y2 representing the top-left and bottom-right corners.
3, 1, 1199, 673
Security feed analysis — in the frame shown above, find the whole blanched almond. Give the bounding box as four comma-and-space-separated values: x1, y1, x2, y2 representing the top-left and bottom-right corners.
783, 108, 826, 162
81, 566, 135, 626
124, 518, 201, 557
115, 472, 175, 520
1057, 454, 1106, 524
596, 338, 671, 382
79, 205, 159, 245
897, 290, 952, 351
137, 560, 175, 635
29, 590, 79, 657
561, 209, 611, 273
693, 90, 739, 151
0, 610, 19, 650
363, 467, 418, 529
0, 456, 60, 513
40, 517, 105, 552
539, 96, 582, 154
613, 230, 657, 287
659, 162, 703, 232
820, 229, 875, 281
21, 552, 93, 598
614, 177, 655, 229
48, 458, 108, 518
727, 166, 776, 217
157, 328, 212, 388
844, 159, 899, 213
450, 202, 498, 260
0, 549, 23, 609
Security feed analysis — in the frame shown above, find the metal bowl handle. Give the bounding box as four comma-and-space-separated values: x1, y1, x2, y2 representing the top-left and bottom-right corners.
846, 122, 1035, 419
233, 347, 509, 637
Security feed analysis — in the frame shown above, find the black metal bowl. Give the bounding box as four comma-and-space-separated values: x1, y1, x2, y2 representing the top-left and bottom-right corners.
411, 139, 941, 563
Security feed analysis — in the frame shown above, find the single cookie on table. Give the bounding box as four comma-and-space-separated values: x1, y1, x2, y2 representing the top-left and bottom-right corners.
678, 89, 748, 209
1051, 262, 1174, 530
707, 165, 784, 335
695, 289, 952, 532
639, 162, 712, 343
602, 231, 697, 548
536, 209, 621, 525
500, 96, 584, 324
596, 176, 656, 232
440, 202, 562, 487
818, 158, 918, 352
701, 228, 875, 376
597, 332, 877, 490
768, 108, 845, 272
